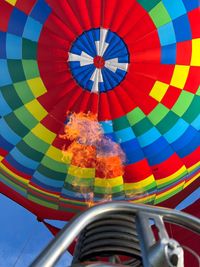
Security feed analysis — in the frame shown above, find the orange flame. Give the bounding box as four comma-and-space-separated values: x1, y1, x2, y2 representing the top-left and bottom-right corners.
60, 112, 125, 206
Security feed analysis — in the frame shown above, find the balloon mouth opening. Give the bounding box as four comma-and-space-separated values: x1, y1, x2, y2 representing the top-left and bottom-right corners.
93, 56, 105, 69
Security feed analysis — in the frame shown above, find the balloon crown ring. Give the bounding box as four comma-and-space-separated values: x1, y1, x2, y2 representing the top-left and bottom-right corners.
68, 28, 130, 93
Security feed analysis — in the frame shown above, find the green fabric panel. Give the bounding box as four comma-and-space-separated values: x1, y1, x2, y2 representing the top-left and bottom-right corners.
23, 132, 49, 153
22, 39, 37, 59
94, 184, 124, 194
0, 174, 27, 196
41, 155, 68, 173
5, 113, 29, 137
156, 111, 179, 134
22, 60, 39, 79
65, 175, 94, 186
149, 2, 171, 28
28, 194, 58, 210
1, 84, 23, 110
125, 182, 157, 196
154, 186, 183, 204
127, 107, 145, 126
14, 106, 38, 130
37, 164, 66, 180
196, 86, 200, 96
94, 190, 124, 198
17, 140, 44, 162
132, 117, 152, 136
113, 116, 130, 131
137, 0, 161, 12
156, 171, 187, 189
7, 60, 26, 83
64, 182, 93, 193
14, 81, 35, 104
172, 91, 194, 117
148, 103, 169, 125
182, 96, 200, 124
60, 196, 87, 206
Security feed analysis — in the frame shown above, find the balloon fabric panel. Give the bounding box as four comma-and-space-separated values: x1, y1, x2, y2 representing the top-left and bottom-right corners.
0, 0, 199, 220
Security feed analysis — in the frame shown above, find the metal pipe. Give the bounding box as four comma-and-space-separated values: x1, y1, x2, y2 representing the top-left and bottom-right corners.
30, 202, 200, 267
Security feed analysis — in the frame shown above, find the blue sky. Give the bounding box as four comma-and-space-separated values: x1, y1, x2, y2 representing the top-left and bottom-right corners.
0, 194, 72, 267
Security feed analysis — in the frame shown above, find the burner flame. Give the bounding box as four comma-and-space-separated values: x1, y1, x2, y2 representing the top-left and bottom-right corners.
60, 112, 125, 206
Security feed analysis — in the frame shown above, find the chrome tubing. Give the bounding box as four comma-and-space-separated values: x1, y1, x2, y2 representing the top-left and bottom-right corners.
30, 202, 200, 267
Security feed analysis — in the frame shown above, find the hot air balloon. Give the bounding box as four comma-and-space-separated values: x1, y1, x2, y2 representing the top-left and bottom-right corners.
0, 0, 199, 227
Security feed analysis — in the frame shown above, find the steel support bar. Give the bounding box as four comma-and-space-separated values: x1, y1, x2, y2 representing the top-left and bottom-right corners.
30, 202, 200, 267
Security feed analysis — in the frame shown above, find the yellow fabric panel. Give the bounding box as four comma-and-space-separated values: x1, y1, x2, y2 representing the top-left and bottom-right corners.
94, 176, 123, 187
131, 193, 156, 204
156, 165, 187, 186
170, 65, 190, 89
27, 77, 47, 98
46, 146, 66, 163
124, 175, 155, 190
5, 0, 17, 5
68, 165, 95, 178
188, 161, 200, 173
28, 184, 59, 198
183, 174, 199, 188
149, 81, 169, 102
0, 162, 29, 185
191, 38, 200, 66
25, 99, 48, 121
31, 123, 56, 144
156, 181, 184, 201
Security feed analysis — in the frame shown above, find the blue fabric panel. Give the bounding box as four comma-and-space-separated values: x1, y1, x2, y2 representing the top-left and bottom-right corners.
23, 17, 42, 42
121, 139, 144, 164
161, 43, 176, 64
172, 126, 198, 151
100, 121, 113, 133
30, 0, 51, 24
99, 82, 106, 92
115, 127, 135, 143
0, 60, 12, 86
158, 22, 176, 45
8, 8, 27, 36
163, 0, 186, 19
0, 118, 21, 145
143, 138, 173, 165
138, 127, 161, 147
33, 171, 64, 188
191, 114, 200, 130
92, 28, 100, 41
61, 188, 86, 200
182, 0, 200, 11
164, 118, 189, 143
6, 34, 22, 59
104, 133, 117, 142
81, 33, 96, 56
177, 131, 199, 158
31, 176, 61, 192
0, 135, 14, 152
173, 14, 192, 42
85, 30, 97, 56
0, 91, 12, 116
10, 147, 39, 169
5, 154, 35, 175
0, 32, 6, 58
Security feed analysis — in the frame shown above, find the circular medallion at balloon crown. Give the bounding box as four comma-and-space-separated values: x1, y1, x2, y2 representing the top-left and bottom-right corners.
68, 28, 130, 93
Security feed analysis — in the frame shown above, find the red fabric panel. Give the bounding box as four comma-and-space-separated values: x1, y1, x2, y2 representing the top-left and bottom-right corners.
161, 86, 182, 109
15, 0, 37, 15
0, 0, 13, 31
124, 159, 152, 182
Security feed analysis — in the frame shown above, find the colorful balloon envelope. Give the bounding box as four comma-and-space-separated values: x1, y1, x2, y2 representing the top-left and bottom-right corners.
0, 0, 200, 221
